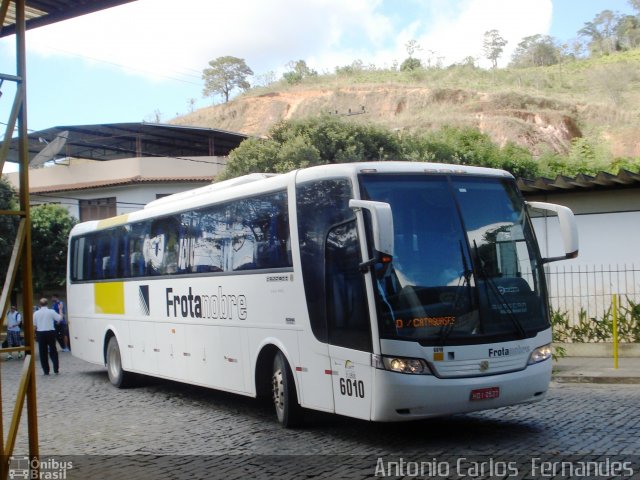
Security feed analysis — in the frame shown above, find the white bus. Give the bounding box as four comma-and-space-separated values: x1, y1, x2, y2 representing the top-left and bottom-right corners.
67, 161, 578, 427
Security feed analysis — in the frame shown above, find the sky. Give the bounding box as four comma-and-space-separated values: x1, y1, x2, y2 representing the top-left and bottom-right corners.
1, 0, 637, 173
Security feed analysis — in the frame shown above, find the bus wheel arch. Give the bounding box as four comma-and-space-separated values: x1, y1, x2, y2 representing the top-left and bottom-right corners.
255, 344, 280, 401
104, 332, 135, 388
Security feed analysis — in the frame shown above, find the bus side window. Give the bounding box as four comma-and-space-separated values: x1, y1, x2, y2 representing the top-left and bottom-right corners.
95, 234, 111, 279
145, 216, 181, 275
325, 219, 372, 352
297, 178, 359, 345
261, 194, 291, 270
266, 205, 291, 268
231, 222, 256, 271
107, 229, 128, 278
86, 241, 97, 280
128, 232, 144, 277
193, 206, 226, 273
165, 229, 179, 274
230, 193, 291, 272
130, 250, 145, 276
119, 229, 130, 278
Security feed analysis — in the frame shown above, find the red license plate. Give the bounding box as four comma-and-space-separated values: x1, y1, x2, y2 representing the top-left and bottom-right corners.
470, 387, 500, 401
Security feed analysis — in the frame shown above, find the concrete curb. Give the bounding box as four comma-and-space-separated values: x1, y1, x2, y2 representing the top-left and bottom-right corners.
552, 375, 640, 385
551, 355, 640, 384
554, 342, 640, 358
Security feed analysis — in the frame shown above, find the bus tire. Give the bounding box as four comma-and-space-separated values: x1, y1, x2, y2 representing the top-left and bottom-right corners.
272, 351, 303, 428
106, 336, 135, 388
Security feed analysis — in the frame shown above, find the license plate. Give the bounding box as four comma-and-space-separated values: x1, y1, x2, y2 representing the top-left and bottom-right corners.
470, 387, 500, 401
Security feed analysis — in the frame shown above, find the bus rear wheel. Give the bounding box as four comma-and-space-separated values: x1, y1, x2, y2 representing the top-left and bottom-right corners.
106, 336, 135, 388
271, 351, 303, 428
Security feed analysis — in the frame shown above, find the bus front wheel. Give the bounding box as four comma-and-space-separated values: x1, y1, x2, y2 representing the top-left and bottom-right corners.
106, 336, 134, 388
271, 351, 303, 428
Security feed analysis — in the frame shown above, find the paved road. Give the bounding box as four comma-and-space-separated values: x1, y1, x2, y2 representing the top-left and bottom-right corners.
2, 352, 639, 479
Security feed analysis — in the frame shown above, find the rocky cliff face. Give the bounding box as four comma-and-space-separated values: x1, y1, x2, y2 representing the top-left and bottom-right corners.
172, 84, 638, 158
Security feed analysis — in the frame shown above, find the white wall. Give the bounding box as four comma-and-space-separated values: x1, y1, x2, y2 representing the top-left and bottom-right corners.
6, 156, 224, 191
527, 188, 640, 321
528, 188, 640, 268
30, 182, 211, 220
533, 211, 640, 268
5, 155, 225, 220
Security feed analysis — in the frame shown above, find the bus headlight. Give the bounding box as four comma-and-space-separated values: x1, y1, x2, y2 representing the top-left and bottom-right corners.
528, 344, 552, 365
382, 356, 431, 375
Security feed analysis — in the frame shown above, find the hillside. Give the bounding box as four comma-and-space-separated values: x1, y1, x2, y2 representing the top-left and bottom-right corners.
172, 50, 640, 160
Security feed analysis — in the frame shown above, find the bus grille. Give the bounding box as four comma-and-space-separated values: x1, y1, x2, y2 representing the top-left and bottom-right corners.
429, 356, 528, 378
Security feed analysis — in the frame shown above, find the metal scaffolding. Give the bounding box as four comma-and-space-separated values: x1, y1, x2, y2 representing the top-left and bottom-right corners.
0, 1, 39, 476
0, 2, 136, 478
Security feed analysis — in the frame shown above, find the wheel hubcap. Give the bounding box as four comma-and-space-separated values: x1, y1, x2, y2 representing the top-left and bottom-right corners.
272, 368, 284, 416
108, 345, 120, 380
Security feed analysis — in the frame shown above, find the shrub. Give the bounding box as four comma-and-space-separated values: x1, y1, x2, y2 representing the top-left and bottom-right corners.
550, 298, 640, 344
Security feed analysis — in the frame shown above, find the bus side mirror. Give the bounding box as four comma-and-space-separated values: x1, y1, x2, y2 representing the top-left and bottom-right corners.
527, 201, 579, 263
349, 199, 394, 259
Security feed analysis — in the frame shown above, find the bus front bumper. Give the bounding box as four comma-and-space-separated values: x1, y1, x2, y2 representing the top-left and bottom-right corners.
370, 359, 552, 422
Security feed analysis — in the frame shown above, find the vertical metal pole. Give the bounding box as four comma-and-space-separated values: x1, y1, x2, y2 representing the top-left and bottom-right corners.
16, 0, 40, 465
0, 344, 4, 480
577, 264, 582, 326
612, 294, 619, 370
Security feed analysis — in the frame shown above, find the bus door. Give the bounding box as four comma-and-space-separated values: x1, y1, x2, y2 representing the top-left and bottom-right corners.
325, 219, 373, 420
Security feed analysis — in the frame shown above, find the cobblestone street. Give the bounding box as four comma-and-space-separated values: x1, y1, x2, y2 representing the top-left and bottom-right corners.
2, 352, 639, 479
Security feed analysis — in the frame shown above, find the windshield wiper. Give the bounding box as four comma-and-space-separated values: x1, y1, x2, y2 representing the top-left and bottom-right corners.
438, 241, 477, 345
473, 240, 527, 339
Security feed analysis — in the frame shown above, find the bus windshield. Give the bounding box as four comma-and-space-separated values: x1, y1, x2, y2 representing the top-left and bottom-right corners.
359, 173, 547, 346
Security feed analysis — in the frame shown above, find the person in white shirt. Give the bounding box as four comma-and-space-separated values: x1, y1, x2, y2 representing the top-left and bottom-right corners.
5, 305, 23, 360
33, 298, 61, 375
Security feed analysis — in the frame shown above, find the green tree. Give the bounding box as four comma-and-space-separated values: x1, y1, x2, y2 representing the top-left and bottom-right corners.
30, 204, 76, 292
269, 116, 401, 164
0, 177, 18, 278
283, 60, 318, 85
273, 135, 322, 172
401, 39, 423, 71
220, 116, 402, 180
405, 39, 422, 58
400, 57, 422, 71
410, 126, 539, 178
615, 14, 640, 50
335, 59, 367, 75
510, 35, 561, 67
538, 137, 612, 177
217, 137, 280, 180
458, 56, 477, 68
202, 56, 253, 103
579, 10, 619, 56
483, 29, 508, 68
220, 118, 540, 181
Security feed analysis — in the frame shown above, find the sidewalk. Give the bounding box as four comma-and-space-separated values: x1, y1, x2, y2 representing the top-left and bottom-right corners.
552, 356, 640, 384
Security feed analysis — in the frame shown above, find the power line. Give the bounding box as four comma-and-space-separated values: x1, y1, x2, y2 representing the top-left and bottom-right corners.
3, 189, 149, 208
27, 193, 147, 207
41, 46, 203, 86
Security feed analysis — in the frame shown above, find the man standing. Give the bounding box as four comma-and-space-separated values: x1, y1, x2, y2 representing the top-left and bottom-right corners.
33, 297, 61, 375
51, 294, 70, 352
5, 305, 23, 360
